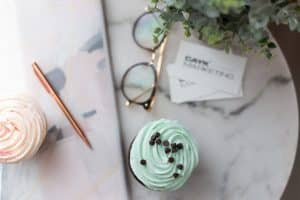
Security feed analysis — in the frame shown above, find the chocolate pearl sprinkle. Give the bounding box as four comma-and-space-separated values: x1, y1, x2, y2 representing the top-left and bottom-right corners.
163, 140, 169, 146
177, 164, 184, 170
140, 159, 147, 166
156, 138, 162, 145
165, 148, 171, 154
176, 143, 183, 150
155, 132, 161, 137
173, 173, 179, 178
168, 157, 175, 163
149, 140, 155, 146
171, 143, 177, 149
172, 148, 177, 153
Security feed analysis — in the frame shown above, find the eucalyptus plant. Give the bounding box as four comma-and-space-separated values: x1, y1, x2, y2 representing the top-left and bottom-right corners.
149, 0, 300, 58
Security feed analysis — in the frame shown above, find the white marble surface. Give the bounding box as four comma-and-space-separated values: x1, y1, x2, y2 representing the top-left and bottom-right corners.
105, 0, 299, 199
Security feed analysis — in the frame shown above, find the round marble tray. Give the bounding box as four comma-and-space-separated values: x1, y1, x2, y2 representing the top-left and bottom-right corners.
106, 0, 299, 199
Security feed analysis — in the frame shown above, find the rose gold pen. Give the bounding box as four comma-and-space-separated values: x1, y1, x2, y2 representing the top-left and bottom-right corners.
32, 62, 93, 149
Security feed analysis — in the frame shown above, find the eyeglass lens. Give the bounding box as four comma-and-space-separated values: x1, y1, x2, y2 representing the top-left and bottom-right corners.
133, 12, 165, 51
122, 63, 156, 103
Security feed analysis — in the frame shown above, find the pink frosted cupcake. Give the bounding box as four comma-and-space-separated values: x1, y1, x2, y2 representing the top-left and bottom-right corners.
0, 95, 47, 163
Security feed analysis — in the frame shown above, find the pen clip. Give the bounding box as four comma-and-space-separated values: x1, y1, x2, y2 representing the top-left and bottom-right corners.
32, 62, 52, 94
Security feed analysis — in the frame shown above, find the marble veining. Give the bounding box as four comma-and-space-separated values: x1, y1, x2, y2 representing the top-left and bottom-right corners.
80, 33, 103, 53
228, 75, 291, 117
82, 110, 97, 118
182, 74, 292, 118
139, 73, 292, 120
219, 150, 243, 199
45, 68, 66, 93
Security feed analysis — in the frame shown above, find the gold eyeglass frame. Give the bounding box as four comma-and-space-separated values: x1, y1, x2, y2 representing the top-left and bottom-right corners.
120, 11, 168, 111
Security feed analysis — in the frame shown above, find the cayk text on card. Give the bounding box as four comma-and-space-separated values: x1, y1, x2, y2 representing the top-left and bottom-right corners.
183, 56, 235, 80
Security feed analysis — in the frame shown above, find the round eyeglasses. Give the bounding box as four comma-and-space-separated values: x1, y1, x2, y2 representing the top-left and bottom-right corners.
121, 11, 167, 111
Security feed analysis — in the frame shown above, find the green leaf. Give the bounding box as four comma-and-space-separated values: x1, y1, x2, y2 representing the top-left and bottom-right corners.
153, 36, 159, 44
266, 51, 273, 59
268, 42, 277, 49
200, 25, 225, 45
184, 29, 191, 37
259, 37, 268, 45
154, 27, 162, 34
150, 0, 300, 59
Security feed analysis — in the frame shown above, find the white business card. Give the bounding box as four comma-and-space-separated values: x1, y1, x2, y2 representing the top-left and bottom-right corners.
168, 64, 243, 103
170, 41, 247, 95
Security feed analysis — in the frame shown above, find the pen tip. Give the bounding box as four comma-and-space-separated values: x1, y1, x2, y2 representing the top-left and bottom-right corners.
84, 138, 93, 150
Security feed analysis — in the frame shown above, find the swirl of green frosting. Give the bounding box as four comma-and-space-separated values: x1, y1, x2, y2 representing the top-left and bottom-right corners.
129, 119, 199, 191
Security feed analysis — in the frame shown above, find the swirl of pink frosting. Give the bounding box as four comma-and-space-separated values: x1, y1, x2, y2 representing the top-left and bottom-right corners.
0, 95, 47, 163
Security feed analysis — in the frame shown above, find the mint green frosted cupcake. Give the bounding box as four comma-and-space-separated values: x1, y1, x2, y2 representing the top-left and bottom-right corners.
129, 119, 199, 191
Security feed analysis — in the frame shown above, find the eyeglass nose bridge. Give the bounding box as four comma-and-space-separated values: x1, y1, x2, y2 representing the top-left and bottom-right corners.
143, 102, 150, 110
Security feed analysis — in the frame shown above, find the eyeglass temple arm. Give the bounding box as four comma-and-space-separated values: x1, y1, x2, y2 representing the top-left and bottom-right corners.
155, 37, 168, 79
145, 37, 168, 110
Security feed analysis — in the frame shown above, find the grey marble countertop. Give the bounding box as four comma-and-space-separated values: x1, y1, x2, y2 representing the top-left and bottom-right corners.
105, 0, 299, 199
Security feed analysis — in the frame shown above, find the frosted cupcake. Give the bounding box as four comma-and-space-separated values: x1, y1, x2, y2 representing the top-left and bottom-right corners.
0, 95, 47, 163
129, 119, 199, 191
